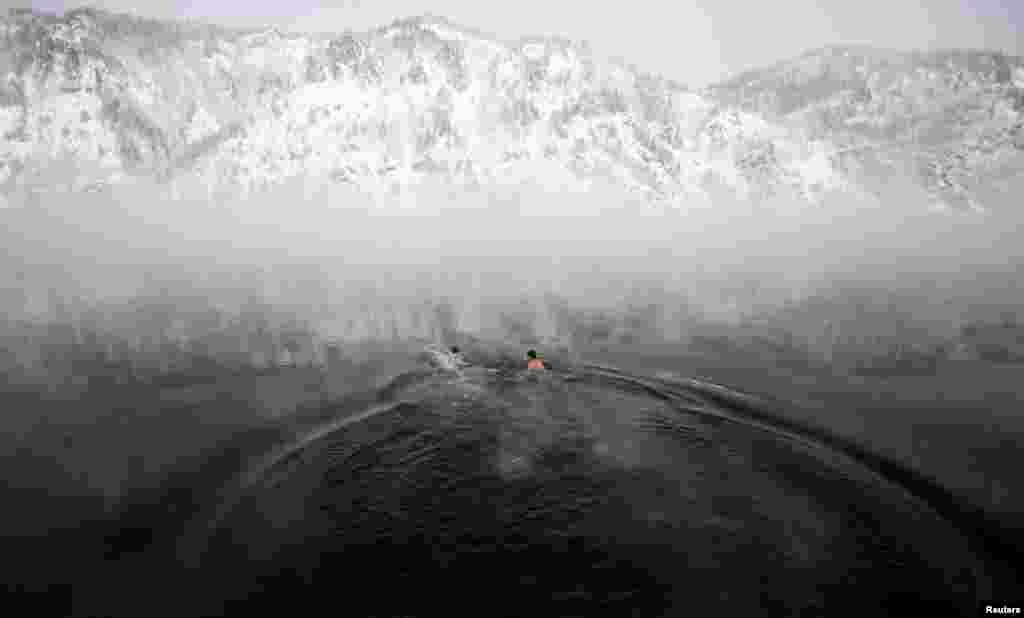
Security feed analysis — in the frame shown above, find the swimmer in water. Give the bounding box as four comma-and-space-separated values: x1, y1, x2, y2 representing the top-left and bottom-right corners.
526, 349, 546, 370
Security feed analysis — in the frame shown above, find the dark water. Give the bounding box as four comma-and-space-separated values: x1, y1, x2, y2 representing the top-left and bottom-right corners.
126, 366, 993, 617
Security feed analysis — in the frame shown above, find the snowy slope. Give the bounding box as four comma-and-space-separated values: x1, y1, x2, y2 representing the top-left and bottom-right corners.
0, 8, 854, 212
4, 10, 1019, 214
706, 45, 1024, 213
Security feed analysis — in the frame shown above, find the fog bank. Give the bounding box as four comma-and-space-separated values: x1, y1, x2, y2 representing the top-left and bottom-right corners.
3, 169, 1023, 356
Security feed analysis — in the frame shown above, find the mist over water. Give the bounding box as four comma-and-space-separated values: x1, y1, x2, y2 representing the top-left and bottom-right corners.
4, 168, 1022, 343
4, 125, 1024, 618
3, 8, 1024, 612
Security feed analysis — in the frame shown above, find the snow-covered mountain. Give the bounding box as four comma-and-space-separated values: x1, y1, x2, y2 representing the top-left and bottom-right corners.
0, 7, 853, 212
707, 45, 1024, 213
0, 8, 1020, 213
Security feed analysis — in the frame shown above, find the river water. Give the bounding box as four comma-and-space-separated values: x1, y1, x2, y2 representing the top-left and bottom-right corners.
168, 365, 991, 616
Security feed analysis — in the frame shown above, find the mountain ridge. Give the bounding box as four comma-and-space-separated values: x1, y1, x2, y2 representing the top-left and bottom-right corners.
706, 43, 1024, 212
1, 7, 1020, 213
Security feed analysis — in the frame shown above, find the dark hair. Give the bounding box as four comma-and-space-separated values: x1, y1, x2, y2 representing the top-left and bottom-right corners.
450, 346, 460, 354
526, 349, 537, 359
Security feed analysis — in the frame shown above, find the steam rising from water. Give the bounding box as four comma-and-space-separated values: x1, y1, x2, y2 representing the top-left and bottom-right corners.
2, 167, 1023, 345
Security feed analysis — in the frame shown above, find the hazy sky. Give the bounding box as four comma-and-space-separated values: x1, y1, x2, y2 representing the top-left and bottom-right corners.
19, 0, 1024, 87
